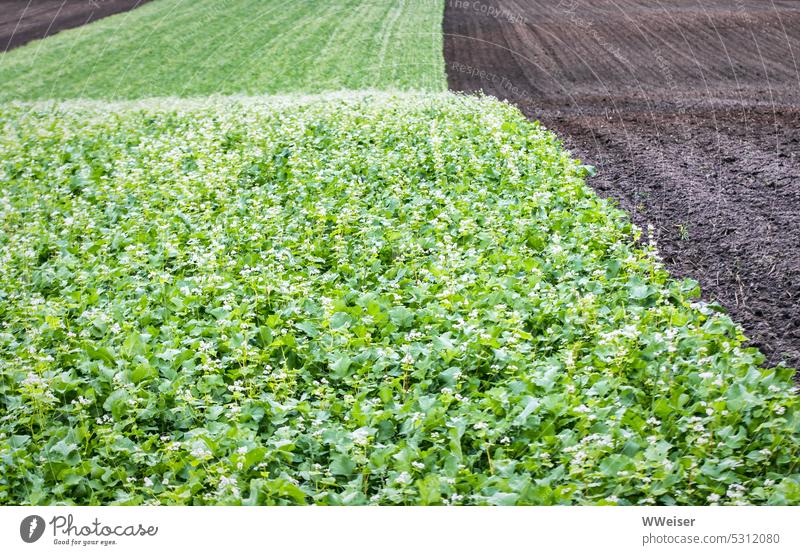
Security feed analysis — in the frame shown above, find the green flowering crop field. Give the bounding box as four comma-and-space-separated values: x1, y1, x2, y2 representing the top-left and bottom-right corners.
1, 93, 797, 505
0, 0, 446, 102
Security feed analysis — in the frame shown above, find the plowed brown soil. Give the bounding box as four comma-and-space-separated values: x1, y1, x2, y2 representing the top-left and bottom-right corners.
444, 0, 800, 371
1, 0, 151, 51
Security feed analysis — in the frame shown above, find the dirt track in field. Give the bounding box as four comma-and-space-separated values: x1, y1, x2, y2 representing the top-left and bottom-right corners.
1, 0, 151, 51
444, 0, 800, 371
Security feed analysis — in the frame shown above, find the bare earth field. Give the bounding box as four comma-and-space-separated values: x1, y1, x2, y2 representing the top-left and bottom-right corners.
444, 0, 800, 370
1, 0, 150, 51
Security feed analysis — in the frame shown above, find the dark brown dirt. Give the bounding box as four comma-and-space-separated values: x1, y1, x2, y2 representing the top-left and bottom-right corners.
1, 0, 151, 52
444, 0, 800, 370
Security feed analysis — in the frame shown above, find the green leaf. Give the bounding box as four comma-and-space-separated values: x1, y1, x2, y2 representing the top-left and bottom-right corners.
389, 306, 414, 328
330, 355, 352, 379
330, 455, 356, 477
130, 363, 155, 384
329, 312, 351, 329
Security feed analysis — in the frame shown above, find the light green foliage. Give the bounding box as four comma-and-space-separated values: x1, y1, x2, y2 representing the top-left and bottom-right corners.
0, 0, 445, 102
0, 93, 797, 505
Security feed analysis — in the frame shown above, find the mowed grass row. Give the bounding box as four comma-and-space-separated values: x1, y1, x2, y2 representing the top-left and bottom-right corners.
0, 0, 445, 101
0, 93, 797, 505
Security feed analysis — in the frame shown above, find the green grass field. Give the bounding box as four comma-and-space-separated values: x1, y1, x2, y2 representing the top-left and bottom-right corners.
1, 93, 798, 505
0, 0, 445, 102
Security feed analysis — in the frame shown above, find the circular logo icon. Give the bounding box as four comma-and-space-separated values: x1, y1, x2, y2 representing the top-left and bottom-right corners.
20, 515, 45, 543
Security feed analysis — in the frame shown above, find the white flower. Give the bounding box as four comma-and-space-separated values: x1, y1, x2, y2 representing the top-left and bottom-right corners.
698, 372, 713, 379
351, 428, 371, 446
20, 373, 46, 388
411, 461, 425, 470
190, 446, 212, 459
144, 477, 154, 487
708, 493, 721, 502
473, 422, 488, 430
774, 406, 786, 415
726, 484, 746, 498
71, 396, 92, 407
